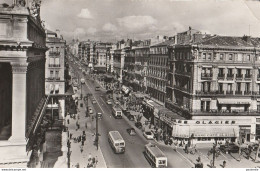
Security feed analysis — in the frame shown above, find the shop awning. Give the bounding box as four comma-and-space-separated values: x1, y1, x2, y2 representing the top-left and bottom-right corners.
55, 84, 59, 91
173, 125, 239, 138
217, 98, 251, 104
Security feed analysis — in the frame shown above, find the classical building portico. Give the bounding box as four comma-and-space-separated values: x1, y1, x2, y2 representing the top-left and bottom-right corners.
0, 1, 47, 167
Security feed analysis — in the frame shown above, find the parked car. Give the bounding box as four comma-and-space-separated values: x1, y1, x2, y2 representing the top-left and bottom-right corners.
89, 107, 93, 114
135, 122, 142, 129
97, 112, 102, 119
107, 100, 112, 105
143, 131, 154, 140
126, 128, 136, 136
219, 143, 239, 154
114, 100, 120, 105
127, 113, 135, 121
92, 97, 97, 104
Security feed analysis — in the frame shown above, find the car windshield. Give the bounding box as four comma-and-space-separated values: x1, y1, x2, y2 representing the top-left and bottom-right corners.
146, 132, 152, 135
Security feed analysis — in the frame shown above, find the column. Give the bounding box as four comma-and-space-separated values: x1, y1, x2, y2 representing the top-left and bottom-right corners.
9, 62, 28, 142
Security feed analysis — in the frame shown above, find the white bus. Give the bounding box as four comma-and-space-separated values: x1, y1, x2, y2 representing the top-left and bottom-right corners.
108, 131, 125, 154
144, 143, 167, 168
112, 106, 122, 119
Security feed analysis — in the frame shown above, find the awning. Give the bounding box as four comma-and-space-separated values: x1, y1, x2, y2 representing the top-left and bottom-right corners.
218, 98, 251, 104
50, 84, 54, 91
173, 125, 239, 138
55, 84, 59, 91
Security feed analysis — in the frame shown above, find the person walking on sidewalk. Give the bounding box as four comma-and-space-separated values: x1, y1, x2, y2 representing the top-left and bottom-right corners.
80, 145, 83, 153
95, 156, 98, 167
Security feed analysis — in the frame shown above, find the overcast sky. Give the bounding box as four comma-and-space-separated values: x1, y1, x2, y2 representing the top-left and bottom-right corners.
39, 0, 260, 42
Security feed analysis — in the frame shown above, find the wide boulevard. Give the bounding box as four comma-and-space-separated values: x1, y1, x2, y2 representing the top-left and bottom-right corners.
68, 53, 193, 168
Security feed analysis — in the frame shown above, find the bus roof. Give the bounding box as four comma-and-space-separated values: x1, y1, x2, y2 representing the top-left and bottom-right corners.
112, 106, 122, 111
145, 144, 166, 158
109, 131, 123, 141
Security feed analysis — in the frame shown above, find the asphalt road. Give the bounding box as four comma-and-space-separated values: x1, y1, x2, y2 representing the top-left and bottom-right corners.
68, 56, 192, 168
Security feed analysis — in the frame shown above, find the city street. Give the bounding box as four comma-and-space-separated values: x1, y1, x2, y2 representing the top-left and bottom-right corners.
69, 58, 193, 168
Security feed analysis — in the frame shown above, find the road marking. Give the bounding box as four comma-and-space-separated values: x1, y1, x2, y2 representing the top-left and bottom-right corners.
176, 150, 195, 167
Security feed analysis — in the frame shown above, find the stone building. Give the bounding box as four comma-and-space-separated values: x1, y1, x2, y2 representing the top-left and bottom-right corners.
147, 39, 175, 103
166, 34, 260, 143
0, 1, 47, 167
45, 30, 66, 119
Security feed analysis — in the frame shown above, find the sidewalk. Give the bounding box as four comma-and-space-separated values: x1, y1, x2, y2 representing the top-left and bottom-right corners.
56, 88, 107, 168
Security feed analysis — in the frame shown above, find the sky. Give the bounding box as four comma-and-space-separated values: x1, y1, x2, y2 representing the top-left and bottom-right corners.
38, 0, 260, 42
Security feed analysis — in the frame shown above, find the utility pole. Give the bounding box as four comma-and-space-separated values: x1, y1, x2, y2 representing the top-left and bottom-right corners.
96, 112, 99, 150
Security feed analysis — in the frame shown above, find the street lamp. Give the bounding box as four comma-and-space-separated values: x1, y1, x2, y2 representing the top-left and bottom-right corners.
67, 140, 71, 168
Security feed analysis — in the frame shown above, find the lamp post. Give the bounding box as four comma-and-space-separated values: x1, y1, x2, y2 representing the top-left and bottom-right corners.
67, 140, 71, 168
96, 112, 99, 150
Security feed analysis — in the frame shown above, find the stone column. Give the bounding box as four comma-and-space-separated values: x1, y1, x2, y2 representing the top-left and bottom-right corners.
9, 62, 28, 143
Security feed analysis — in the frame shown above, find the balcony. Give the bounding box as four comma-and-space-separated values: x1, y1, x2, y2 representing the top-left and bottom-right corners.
244, 91, 252, 95
235, 91, 242, 95
48, 64, 61, 67
236, 74, 243, 81
257, 74, 260, 81
201, 73, 212, 80
49, 51, 60, 56
226, 91, 233, 95
196, 90, 215, 95
192, 109, 259, 116
46, 77, 61, 81
245, 74, 252, 81
173, 85, 190, 93
217, 74, 225, 80
175, 70, 192, 77
226, 74, 234, 80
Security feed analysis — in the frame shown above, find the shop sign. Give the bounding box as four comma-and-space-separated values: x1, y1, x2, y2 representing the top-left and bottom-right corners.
195, 120, 236, 124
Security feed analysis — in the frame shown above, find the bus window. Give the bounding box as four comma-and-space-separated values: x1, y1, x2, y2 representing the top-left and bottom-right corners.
159, 160, 165, 164
120, 142, 125, 146
115, 143, 119, 146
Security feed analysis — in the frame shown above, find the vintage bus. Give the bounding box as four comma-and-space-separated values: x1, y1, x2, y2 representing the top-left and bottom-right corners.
108, 131, 125, 154
112, 106, 122, 119
144, 143, 167, 168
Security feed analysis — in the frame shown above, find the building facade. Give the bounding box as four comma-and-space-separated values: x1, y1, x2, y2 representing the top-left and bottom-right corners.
45, 30, 66, 119
0, 1, 47, 167
147, 39, 175, 103
166, 35, 260, 143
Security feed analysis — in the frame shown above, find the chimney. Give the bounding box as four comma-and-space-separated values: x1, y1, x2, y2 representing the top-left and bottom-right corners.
56, 29, 60, 38
242, 35, 251, 44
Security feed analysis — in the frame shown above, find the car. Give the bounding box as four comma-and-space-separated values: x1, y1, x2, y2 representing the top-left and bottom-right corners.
89, 107, 93, 114
135, 122, 142, 129
107, 100, 112, 105
114, 100, 120, 105
95, 86, 101, 91
219, 143, 239, 154
126, 128, 136, 136
97, 112, 102, 119
92, 99, 97, 104
143, 131, 154, 140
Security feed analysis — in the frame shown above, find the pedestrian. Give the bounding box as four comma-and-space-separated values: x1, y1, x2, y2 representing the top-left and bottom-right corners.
85, 121, 88, 129
95, 156, 98, 166
222, 160, 226, 168
82, 140, 84, 146
88, 153, 92, 161
80, 145, 83, 153
70, 133, 72, 139
92, 157, 96, 167
67, 118, 70, 124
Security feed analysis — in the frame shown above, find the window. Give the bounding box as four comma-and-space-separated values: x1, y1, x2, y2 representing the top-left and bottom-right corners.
218, 83, 223, 92
237, 69, 242, 76
202, 53, 206, 60
201, 101, 205, 111
220, 54, 224, 60
227, 68, 233, 76
229, 54, 233, 60
245, 83, 250, 92
227, 83, 232, 92
50, 70, 53, 76
237, 83, 241, 92
218, 68, 224, 76
246, 55, 250, 61
55, 71, 59, 78
237, 54, 242, 61
208, 54, 212, 60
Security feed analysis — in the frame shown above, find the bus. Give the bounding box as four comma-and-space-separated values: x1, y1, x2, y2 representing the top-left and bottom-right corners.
144, 143, 167, 168
95, 86, 101, 91
112, 106, 122, 119
108, 131, 125, 154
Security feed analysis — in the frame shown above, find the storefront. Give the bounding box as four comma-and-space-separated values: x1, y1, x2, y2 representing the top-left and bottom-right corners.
171, 116, 260, 143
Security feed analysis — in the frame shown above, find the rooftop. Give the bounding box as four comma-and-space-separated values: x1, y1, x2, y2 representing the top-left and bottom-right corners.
150, 39, 175, 47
